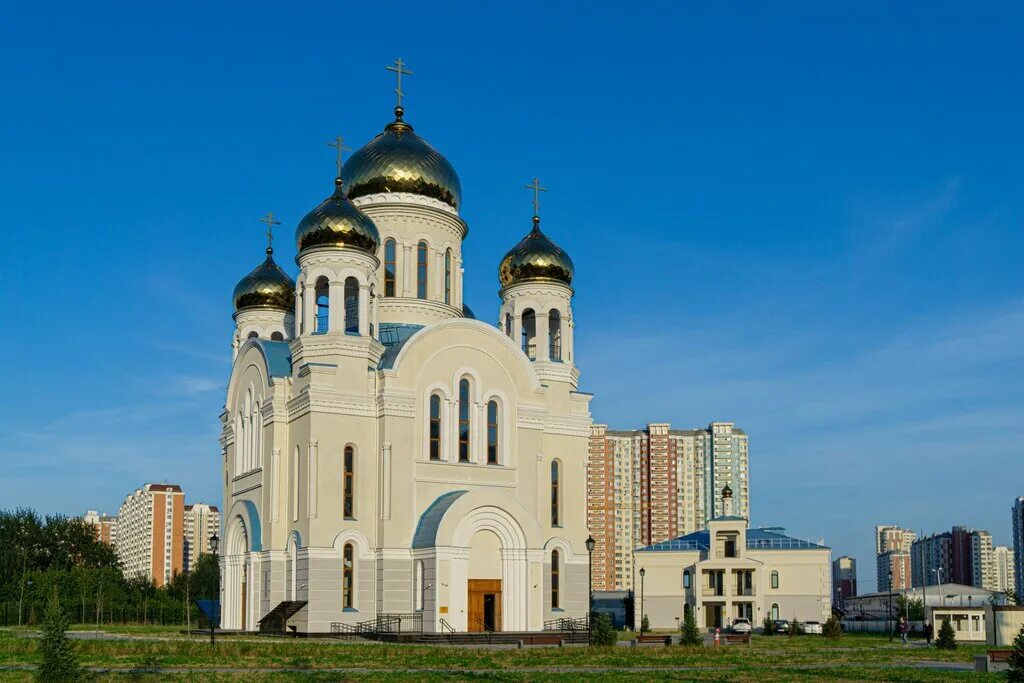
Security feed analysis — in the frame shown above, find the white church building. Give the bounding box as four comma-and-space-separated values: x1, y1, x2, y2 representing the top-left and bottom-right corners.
219, 94, 592, 634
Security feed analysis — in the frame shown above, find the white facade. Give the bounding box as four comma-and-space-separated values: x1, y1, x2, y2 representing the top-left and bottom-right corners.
184, 504, 220, 572
994, 545, 1015, 594
116, 483, 184, 587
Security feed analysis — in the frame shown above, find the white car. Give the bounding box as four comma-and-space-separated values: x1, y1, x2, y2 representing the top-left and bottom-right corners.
731, 618, 752, 634
804, 620, 822, 635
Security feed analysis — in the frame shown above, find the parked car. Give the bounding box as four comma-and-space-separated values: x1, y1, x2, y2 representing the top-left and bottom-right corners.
773, 619, 790, 634
731, 618, 752, 634
804, 620, 822, 635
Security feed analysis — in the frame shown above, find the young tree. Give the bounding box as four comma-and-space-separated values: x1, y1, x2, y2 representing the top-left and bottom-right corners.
680, 608, 702, 646
789, 616, 802, 636
823, 615, 842, 639
640, 614, 650, 634
590, 612, 616, 646
935, 618, 956, 650
762, 617, 775, 635
36, 592, 81, 681
1007, 624, 1024, 682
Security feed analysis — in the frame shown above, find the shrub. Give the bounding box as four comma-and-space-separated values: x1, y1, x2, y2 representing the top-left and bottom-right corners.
762, 617, 775, 635
36, 593, 82, 682
1006, 623, 1024, 682
640, 614, 650, 634
823, 615, 842, 639
789, 616, 803, 636
589, 612, 616, 647
680, 609, 702, 646
935, 619, 956, 650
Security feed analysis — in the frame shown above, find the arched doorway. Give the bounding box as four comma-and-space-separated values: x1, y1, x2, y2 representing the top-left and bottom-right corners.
467, 530, 502, 632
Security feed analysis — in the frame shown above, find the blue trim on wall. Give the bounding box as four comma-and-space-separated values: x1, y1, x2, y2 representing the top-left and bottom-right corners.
412, 491, 468, 549
240, 500, 262, 551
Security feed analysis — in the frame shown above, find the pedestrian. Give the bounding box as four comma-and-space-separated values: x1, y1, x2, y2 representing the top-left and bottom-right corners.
924, 620, 933, 645
899, 617, 909, 646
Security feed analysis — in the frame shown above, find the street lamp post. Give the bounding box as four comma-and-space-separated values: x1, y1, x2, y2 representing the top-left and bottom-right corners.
639, 567, 646, 634
209, 532, 220, 646
933, 568, 943, 607
585, 535, 595, 644
887, 570, 893, 642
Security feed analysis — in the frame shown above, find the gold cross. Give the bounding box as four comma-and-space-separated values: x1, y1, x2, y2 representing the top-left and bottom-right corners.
326, 135, 351, 177
524, 177, 548, 217
259, 211, 281, 252
385, 58, 414, 107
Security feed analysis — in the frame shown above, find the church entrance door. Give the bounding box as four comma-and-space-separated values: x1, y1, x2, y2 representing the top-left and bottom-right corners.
467, 579, 502, 632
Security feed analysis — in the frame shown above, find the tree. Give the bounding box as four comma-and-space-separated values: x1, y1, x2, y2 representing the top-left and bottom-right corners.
640, 614, 650, 634
36, 592, 81, 682
762, 617, 775, 635
823, 615, 842, 639
679, 608, 702, 646
789, 616, 802, 636
1007, 623, 1024, 682
590, 612, 616, 646
895, 595, 925, 621
935, 619, 956, 650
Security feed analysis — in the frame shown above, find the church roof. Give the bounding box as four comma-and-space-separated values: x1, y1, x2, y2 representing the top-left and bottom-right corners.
377, 323, 424, 369
412, 491, 467, 549
255, 339, 292, 378
637, 527, 829, 553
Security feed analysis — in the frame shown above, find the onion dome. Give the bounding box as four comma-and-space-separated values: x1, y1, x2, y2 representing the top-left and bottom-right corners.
342, 106, 462, 210
295, 177, 381, 254
233, 248, 295, 312
498, 217, 574, 287
722, 484, 733, 498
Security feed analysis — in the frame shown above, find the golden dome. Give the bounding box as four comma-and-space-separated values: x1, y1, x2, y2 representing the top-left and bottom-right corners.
295, 178, 381, 254
498, 217, 574, 287
342, 107, 462, 210
233, 249, 296, 312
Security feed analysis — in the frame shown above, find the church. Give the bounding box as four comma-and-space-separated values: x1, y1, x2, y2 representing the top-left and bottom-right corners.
219, 68, 592, 634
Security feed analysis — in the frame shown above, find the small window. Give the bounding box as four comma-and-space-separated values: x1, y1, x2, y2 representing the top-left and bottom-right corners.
458, 379, 471, 462
384, 239, 397, 297
551, 549, 560, 609
414, 560, 424, 611
548, 309, 561, 361
771, 603, 779, 620
505, 313, 513, 338
344, 277, 359, 334
429, 394, 442, 461
521, 309, 536, 359
487, 400, 499, 465
343, 543, 355, 608
270, 331, 284, 341
417, 241, 428, 299
683, 570, 691, 589
315, 277, 330, 333
247, 331, 259, 339
343, 446, 354, 519
550, 460, 561, 526
444, 249, 452, 305
770, 571, 779, 589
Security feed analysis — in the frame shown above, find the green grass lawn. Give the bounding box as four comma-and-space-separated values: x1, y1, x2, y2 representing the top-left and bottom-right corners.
0, 628, 996, 681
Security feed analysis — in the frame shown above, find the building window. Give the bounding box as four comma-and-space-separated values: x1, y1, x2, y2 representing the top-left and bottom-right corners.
315, 277, 330, 333
548, 309, 561, 361
344, 277, 359, 334
343, 446, 354, 519
521, 309, 536, 359
551, 549, 561, 609
417, 241, 428, 299
414, 560, 424, 611
343, 543, 354, 609
429, 394, 442, 461
551, 460, 561, 526
458, 379, 471, 462
505, 313, 513, 338
384, 239, 396, 297
270, 331, 284, 341
292, 446, 300, 522
487, 400, 499, 465
770, 570, 779, 589
771, 603, 779, 620
683, 570, 691, 589
444, 248, 452, 305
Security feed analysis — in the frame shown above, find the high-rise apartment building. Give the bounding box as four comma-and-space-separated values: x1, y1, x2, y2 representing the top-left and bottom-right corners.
587, 421, 749, 590
82, 510, 118, 546
1013, 498, 1024, 599
116, 483, 185, 587
875, 525, 915, 590
183, 503, 220, 572
910, 526, 997, 589
832, 555, 857, 606
994, 545, 1016, 594
911, 531, 952, 588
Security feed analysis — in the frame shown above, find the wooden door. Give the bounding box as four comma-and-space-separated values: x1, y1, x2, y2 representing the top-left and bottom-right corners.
467, 579, 502, 632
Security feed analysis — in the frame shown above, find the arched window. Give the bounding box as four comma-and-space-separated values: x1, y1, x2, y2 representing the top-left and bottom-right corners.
384, 239, 397, 297
414, 560, 424, 611
683, 570, 691, 589
429, 394, 442, 461
486, 400, 499, 465
551, 549, 561, 609
247, 330, 259, 340
235, 412, 243, 476
417, 241, 428, 299
770, 571, 779, 589
505, 313, 513, 338
550, 460, 561, 526
771, 603, 780, 620
458, 379, 471, 462
344, 277, 359, 334
292, 446, 300, 522
315, 277, 330, 333
548, 309, 562, 361
342, 543, 355, 609
343, 446, 355, 519
521, 309, 536, 360
270, 331, 284, 341
444, 248, 452, 304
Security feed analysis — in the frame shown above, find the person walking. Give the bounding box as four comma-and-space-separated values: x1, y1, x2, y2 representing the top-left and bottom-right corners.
924, 620, 933, 645
899, 617, 910, 646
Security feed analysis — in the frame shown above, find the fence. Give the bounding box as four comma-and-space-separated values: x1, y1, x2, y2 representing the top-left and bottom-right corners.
0, 600, 201, 627
843, 619, 924, 634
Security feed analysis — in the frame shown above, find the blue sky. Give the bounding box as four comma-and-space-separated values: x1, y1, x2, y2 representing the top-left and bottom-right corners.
1, 2, 1021, 591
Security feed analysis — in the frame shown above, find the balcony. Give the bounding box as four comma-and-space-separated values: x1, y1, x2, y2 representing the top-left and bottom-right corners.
702, 587, 725, 597
733, 586, 756, 597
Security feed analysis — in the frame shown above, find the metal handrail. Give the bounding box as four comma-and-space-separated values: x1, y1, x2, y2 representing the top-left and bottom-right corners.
474, 617, 494, 643
439, 618, 455, 644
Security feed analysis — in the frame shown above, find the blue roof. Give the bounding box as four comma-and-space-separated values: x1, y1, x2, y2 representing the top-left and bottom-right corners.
377, 324, 424, 370
255, 339, 292, 378
412, 491, 467, 549
638, 527, 828, 552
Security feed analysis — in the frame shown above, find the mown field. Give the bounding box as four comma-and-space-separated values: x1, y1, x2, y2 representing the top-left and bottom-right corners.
0, 627, 995, 681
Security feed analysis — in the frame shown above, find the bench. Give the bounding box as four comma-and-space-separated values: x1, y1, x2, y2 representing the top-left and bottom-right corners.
975, 650, 1013, 673
635, 634, 672, 646
721, 633, 751, 645
517, 635, 564, 648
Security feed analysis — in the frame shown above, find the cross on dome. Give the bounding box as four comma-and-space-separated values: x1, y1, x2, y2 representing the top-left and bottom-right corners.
385, 58, 414, 108
524, 177, 548, 219
326, 135, 351, 178
258, 211, 281, 254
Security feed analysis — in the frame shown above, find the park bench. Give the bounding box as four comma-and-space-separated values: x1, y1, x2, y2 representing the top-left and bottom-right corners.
975, 649, 1012, 673
721, 633, 751, 645
635, 634, 672, 646
518, 635, 564, 647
